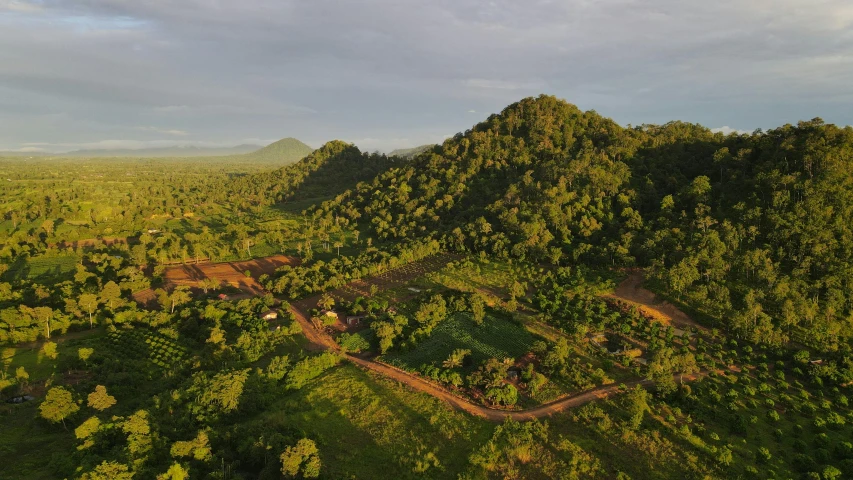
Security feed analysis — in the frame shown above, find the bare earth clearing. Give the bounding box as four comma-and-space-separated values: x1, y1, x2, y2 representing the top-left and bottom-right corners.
606, 270, 705, 331
133, 254, 299, 305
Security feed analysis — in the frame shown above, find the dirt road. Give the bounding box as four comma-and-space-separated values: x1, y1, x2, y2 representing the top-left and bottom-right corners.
606, 270, 705, 331
287, 303, 703, 422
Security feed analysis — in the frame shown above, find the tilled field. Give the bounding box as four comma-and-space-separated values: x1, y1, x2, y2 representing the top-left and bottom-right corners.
133, 254, 300, 305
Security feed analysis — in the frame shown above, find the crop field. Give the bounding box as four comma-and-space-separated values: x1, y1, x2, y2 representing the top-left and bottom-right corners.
384, 313, 536, 370
162, 254, 300, 293
106, 329, 189, 369
1, 254, 79, 282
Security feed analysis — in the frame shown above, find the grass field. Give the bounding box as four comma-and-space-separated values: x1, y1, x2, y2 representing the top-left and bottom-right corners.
1, 330, 101, 382
0, 401, 75, 480
384, 313, 536, 370
239, 363, 492, 479
1, 254, 79, 282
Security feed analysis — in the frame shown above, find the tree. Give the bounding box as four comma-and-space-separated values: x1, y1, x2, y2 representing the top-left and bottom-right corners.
169, 286, 192, 313
318, 293, 335, 311
443, 348, 471, 369
41, 219, 54, 237
34, 306, 53, 339
80, 461, 133, 480
716, 445, 733, 467
158, 463, 190, 480
823, 465, 843, 480
40, 386, 79, 428
281, 439, 321, 478
470, 293, 486, 325
87, 385, 117, 411
75, 416, 102, 440
41, 341, 58, 360
15, 366, 28, 392
170, 431, 212, 461
79, 293, 99, 328
625, 385, 650, 430
78, 347, 94, 363
99, 281, 122, 310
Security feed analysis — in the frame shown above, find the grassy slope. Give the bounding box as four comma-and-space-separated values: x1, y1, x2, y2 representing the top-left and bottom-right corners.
239, 363, 492, 479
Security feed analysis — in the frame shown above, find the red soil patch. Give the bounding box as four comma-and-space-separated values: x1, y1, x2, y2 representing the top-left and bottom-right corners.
164, 254, 299, 294
133, 255, 300, 306
605, 270, 705, 331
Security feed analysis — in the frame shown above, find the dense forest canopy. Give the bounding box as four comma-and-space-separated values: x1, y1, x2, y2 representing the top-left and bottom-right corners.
308, 96, 853, 352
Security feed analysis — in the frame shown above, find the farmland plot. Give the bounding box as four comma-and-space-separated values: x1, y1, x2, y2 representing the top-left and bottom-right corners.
384, 314, 535, 370
106, 330, 189, 370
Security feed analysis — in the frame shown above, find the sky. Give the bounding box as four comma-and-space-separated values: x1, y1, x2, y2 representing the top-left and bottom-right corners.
1, 0, 852, 153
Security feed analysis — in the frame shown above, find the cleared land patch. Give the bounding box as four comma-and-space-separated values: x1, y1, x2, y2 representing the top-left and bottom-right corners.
605, 270, 704, 330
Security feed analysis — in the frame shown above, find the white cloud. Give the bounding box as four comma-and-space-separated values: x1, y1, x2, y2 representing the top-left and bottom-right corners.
711, 126, 752, 135
136, 126, 189, 136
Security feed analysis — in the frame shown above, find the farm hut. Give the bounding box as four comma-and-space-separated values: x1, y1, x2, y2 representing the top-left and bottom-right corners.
345, 315, 366, 327
507, 367, 521, 380
261, 310, 279, 321
218, 293, 229, 300
147, 229, 161, 234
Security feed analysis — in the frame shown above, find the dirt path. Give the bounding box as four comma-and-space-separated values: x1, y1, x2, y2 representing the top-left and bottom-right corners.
287, 303, 704, 422
606, 271, 705, 331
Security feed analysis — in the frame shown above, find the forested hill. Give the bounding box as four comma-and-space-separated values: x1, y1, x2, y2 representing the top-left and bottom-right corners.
241, 137, 314, 164
226, 140, 401, 210
309, 95, 853, 352
389, 144, 436, 159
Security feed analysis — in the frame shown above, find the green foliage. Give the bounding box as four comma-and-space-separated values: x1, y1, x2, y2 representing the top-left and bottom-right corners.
338, 330, 374, 353
186, 369, 251, 421
39, 386, 79, 425
280, 438, 321, 478
105, 329, 189, 370
285, 353, 340, 390
385, 313, 534, 371
87, 385, 117, 411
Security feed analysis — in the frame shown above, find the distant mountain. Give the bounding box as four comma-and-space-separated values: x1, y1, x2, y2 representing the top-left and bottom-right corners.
62, 144, 262, 157
241, 138, 314, 164
389, 144, 436, 159
229, 140, 400, 208
0, 151, 49, 157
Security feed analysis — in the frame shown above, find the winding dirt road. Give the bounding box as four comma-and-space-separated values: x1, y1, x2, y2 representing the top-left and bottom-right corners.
287, 304, 703, 422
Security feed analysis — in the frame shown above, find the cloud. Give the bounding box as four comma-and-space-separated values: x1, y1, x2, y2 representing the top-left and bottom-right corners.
0, 0, 42, 13
711, 126, 752, 135
136, 126, 189, 136
0, 0, 852, 150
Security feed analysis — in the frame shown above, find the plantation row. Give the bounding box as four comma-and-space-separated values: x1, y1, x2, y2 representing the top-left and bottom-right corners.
106, 329, 189, 370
